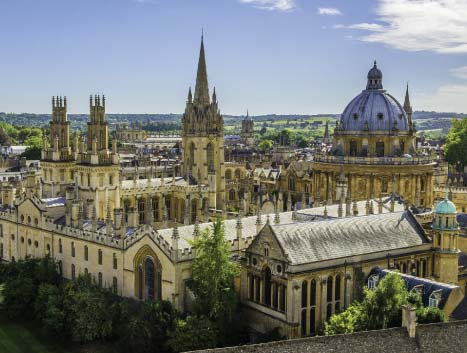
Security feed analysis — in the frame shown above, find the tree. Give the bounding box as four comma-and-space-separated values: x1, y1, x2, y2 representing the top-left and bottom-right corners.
124, 300, 177, 353
167, 316, 218, 352
324, 303, 366, 335
1, 276, 36, 319
190, 219, 241, 345
258, 139, 273, 151
444, 118, 467, 171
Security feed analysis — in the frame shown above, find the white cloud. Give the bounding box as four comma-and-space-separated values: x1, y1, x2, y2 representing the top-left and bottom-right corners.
318, 7, 341, 16
450, 66, 467, 80
348, 23, 384, 31
238, 0, 296, 11
346, 0, 467, 54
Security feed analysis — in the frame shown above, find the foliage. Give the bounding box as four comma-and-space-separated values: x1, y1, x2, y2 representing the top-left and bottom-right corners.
416, 306, 446, 324
324, 303, 366, 335
258, 139, 273, 151
2, 276, 37, 319
167, 316, 218, 352
190, 218, 241, 346
123, 300, 177, 353
444, 118, 467, 171
325, 273, 445, 336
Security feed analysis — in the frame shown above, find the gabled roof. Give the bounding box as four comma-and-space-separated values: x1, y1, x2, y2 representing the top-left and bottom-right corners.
270, 211, 428, 265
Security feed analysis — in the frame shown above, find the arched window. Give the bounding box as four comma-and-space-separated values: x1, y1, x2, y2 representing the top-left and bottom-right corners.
229, 189, 236, 201
350, 140, 358, 156
335, 274, 341, 301
263, 266, 272, 306
310, 279, 316, 306
327, 276, 333, 302
207, 143, 215, 174
145, 258, 155, 300
302, 281, 308, 308
84, 245, 88, 261
71, 242, 75, 257
113, 277, 118, 294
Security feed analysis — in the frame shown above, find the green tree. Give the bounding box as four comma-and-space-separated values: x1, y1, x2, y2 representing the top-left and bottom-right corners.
258, 139, 273, 151
444, 118, 467, 171
167, 316, 218, 352
416, 306, 445, 324
324, 303, 365, 335
190, 219, 241, 345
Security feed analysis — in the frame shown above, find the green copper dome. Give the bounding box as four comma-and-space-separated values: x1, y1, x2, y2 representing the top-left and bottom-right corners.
435, 198, 457, 214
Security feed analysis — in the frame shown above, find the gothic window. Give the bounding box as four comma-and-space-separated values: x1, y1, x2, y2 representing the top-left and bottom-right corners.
229, 189, 236, 201
138, 199, 145, 224
263, 266, 272, 306
207, 143, 215, 174
302, 281, 308, 308
335, 274, 341, 302
310, 279, 317, 306
145, 258, 155, 301
327, 276, 333, 302
376, 141, 385, 157
113, 277, 118, 294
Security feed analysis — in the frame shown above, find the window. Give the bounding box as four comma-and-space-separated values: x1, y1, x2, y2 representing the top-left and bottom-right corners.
138, 199, 145, 224
113, 277, 118, 294
263, 267, 272, 306
376, 141, 385, 157
98, 272, 103, 287
59, 239, 62, 253
429, 291, 441, 308
327, 276, 333, 302
113, 253, 118, 269
34, 241, 38, 248
353, 113, 358, 120
84, 245, 88, 261
98, 249, 103, 265
368, 275, 379, 289
71, 264, 76, 280
145, 258, 155, 300
302, 281, 308, 308
28, 239, 32, 246
46, 244, 51, 254
207, 143, 215, 174
21, 237, 24, 244
229, 189, 236, 201
71, 242, 75, 257
349, 140, 358, 156
377, 112, 384, 120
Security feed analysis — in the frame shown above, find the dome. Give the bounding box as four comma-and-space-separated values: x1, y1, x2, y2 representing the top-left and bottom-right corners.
435, 198, 457, 214
338, 61, 409, 134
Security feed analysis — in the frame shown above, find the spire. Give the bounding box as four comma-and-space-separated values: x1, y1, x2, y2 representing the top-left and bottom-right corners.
404, 83, 413, 114
194, 35, 210, 105
187, 87, 193, 103
324, 120, 330, 138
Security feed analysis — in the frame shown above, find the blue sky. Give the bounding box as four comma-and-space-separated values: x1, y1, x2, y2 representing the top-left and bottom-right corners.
0, 0, 466, 114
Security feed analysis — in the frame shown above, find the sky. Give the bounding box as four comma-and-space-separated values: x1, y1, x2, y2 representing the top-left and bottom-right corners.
0, 0, 467, 115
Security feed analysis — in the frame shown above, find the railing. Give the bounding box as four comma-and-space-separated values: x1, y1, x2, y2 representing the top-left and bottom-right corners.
313, 154, 435, 166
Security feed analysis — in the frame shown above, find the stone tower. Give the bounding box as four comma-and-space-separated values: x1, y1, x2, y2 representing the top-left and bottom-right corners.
432, 191, 459, 284
181, 36, 225, 210
76, 95, 120, 220
241, 111, 255, 147
40, 96, 76, 197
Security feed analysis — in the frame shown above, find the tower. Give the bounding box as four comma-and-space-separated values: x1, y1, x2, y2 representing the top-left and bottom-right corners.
181, 36, 225, 209
76, 95, 120, 220
241, 111, 255, 147
432, 190, 459, 284
40, 96, 76, 197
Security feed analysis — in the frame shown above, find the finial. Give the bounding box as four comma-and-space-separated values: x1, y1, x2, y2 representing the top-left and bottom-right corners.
374, 60, 377, 67
201, 27, 204, 41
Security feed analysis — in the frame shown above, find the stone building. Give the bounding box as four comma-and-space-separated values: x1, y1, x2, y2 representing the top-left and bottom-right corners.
241, 111, 255, 147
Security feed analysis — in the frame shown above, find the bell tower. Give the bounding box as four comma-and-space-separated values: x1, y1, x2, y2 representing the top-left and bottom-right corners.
181, 36, 225, 209
241, 110, 255, 147
432, 190, 459, 284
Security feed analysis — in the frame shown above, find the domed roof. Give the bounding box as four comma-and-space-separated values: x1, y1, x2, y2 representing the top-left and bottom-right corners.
368, 60, 382, 80
338, 61, 409, 134
436, 197, 457, 214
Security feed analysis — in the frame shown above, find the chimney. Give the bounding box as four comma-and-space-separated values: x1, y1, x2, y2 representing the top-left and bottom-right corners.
401, 305, 417, 338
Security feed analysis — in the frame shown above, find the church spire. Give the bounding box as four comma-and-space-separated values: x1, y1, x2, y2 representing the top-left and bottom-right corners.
404, 83, 412, 114
194, 35, 210, 105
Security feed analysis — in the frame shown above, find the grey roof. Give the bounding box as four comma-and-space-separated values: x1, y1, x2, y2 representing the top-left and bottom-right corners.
340, 90, 409, 134
270, 211, 427, 265
41, 197, 66, 207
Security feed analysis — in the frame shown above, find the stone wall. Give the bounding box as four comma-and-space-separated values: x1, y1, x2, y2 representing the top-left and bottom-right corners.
187, 320, 467, 353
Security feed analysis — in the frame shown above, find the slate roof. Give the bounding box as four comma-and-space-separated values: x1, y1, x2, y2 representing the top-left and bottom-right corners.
121, 176, 187, 190
41, 197, 66, 207
270, 211, 428, 265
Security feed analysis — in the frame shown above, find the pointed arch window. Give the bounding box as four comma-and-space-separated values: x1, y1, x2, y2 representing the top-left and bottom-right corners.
206, 143, 215, 174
